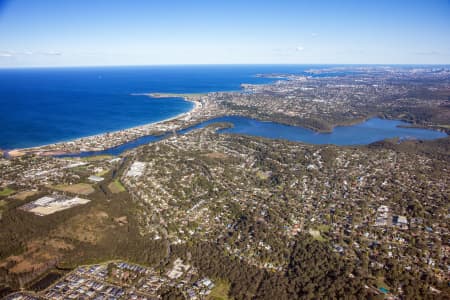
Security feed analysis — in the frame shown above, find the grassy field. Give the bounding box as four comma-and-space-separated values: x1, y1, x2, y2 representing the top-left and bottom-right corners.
81, 155, 114, 162
256, 170, 271, 180
52, 183, 95, 195
108, 180, 126, 193
0, 188, 15, 197
11, 190, 39, 201
96, 169, 110, 177
316, 224, 330, 233
208, 279, 231, 300
309, 228, 326, 242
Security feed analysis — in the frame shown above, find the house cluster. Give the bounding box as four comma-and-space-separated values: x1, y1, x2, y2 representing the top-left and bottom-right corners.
3, 293, 41, 300
126, 161, 147, 177
0, 154, 118, 196
120, 123, 448, 290
375, 205, 390, 226
374, 205, 408, 229
44, 272, 126, 299
186, 278, 215, 300
23, 261, 216, 300
0, 155, 80, 189
12, 95, 215, 156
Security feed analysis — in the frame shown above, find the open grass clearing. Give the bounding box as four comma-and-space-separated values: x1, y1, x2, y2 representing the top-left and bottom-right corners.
96, 169, 110, 177
108, 180, 126, 193
81, 155, 114, 162
309, 228, 326, 242
10, 190, 39, 200
51, 183, 95, 195
0, 187, 15, 197
208, 279, 231, 300
316, 224, 330, 233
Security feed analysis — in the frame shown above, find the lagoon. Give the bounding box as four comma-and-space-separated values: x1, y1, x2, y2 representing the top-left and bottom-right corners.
59, 116, 447, 158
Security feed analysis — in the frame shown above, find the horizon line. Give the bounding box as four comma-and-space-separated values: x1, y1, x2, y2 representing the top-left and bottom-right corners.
1, 63, 450, 69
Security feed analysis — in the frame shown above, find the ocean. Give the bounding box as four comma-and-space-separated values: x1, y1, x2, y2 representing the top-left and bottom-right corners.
0, 65, 312, 149
0, 65, 446, 151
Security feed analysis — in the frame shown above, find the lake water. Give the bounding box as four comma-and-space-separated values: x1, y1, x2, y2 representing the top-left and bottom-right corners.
0, 65, 446, 153
59, 116, 447, 158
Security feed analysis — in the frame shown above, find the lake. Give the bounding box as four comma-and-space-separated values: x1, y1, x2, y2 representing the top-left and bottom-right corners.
58, 116, 447, 157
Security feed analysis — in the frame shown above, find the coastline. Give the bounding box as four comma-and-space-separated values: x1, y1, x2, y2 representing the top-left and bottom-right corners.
7, 93, 205, 157
2, 71, 283, 158
6, 73, 448, 158
8, 94, 447, 158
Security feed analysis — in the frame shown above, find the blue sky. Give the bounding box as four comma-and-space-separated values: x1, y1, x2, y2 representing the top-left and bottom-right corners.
0, 0, 449, 67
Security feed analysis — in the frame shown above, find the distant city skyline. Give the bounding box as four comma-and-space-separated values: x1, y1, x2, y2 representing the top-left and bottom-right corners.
0, 0, 449, 67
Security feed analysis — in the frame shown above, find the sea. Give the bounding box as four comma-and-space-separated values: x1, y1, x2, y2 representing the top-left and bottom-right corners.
0, 65, 446, 151
0, 65, 312, 149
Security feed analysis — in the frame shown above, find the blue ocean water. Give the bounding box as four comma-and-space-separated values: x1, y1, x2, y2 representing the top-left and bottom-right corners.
0, 65, 312, 149
0, 65, 447, 151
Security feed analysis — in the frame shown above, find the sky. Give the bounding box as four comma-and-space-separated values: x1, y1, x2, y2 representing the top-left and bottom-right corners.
0, 0, 449, 67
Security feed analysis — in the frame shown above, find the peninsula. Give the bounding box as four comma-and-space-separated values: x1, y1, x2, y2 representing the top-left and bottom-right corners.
7, 66, 450, 157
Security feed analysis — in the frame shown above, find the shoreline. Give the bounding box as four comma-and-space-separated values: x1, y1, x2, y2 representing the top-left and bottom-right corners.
5, 76, 448, 157
7, 93, 205, 157
2, 74, 282, 158
7, 98, 448, 158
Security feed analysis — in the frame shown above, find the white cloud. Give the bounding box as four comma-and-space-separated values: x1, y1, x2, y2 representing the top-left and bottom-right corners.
0, 50, 62, 57
40, 51, 62, 56
296, 45, 305, 51
0, 51, 13, 57
413, 51, 441, 56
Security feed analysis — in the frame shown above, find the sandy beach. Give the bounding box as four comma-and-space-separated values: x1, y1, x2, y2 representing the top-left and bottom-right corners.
8, 93, 206, 157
